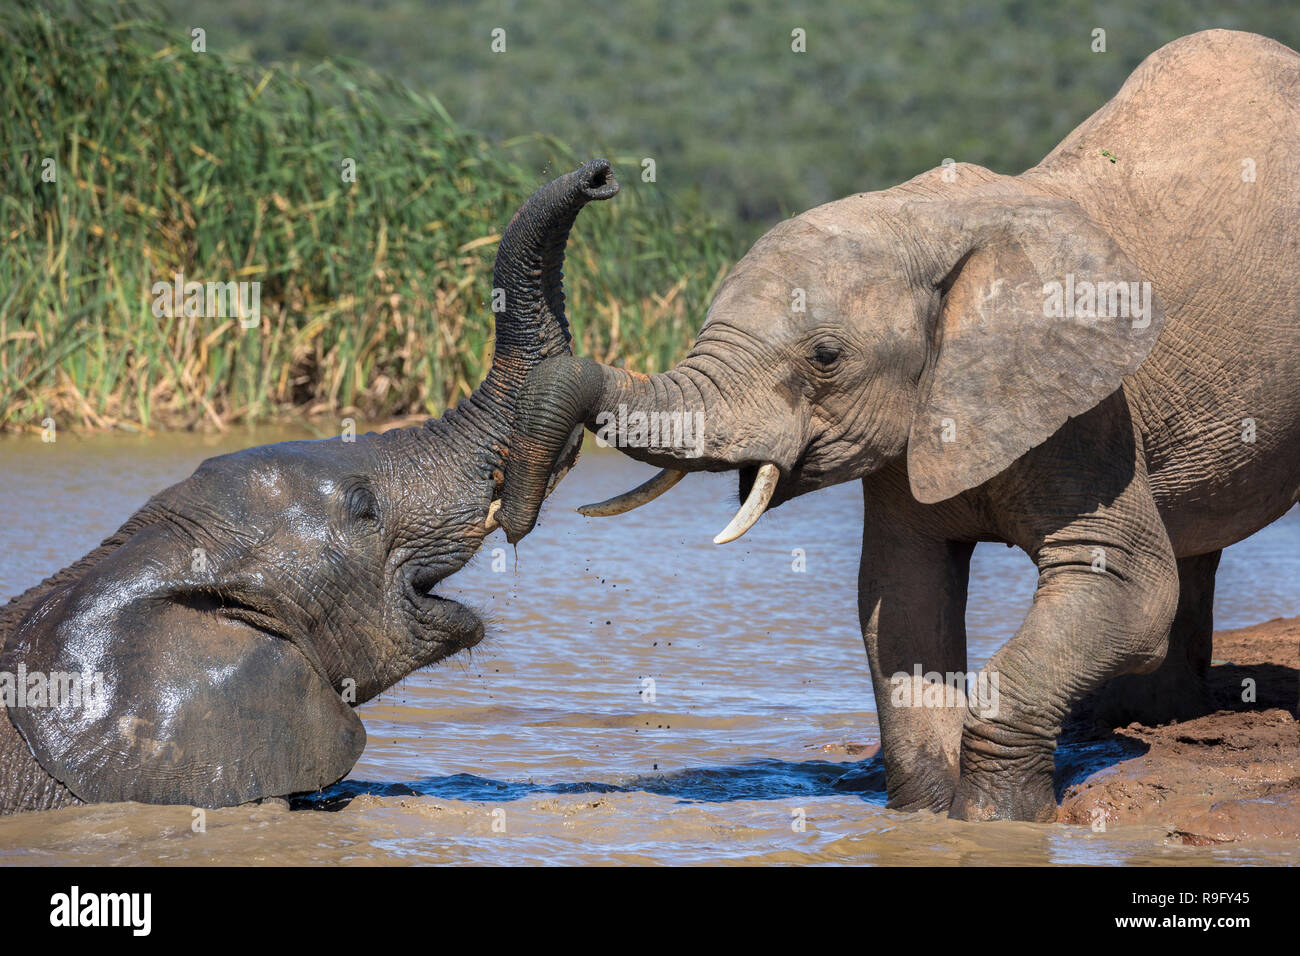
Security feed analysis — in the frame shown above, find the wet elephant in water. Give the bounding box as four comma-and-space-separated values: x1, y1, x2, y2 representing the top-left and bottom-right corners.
501, 32, 1300, 821
0, 160, 616, 814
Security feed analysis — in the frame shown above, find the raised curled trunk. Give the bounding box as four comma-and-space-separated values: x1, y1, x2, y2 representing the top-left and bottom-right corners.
426, 160, 619, 515
469, 159, 618, 435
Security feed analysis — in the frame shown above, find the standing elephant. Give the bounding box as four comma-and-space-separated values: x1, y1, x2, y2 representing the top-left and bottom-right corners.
500, 31, 1300, 822
0, 160, 616, 814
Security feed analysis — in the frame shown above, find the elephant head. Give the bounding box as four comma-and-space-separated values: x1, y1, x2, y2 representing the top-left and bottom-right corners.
499, 170, 1163, 543
0, 160, 617, 810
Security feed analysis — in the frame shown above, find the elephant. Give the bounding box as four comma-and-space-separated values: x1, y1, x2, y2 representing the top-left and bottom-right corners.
499, 31, 1300, 822
0, 160, 617, 814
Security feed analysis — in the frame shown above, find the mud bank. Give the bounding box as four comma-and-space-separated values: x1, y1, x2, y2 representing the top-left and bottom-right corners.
1058, 616, 1300, 844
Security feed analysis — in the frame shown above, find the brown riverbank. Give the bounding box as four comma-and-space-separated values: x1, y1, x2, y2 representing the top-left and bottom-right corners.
1, 409, 427, 439
1058, 616, 1300, 844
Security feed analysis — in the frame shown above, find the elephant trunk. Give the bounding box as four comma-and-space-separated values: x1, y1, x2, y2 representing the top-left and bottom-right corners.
470, 158, 618, 429
499, 354, 778, 543
498, 357, 613, 541
429, 160, 617, 531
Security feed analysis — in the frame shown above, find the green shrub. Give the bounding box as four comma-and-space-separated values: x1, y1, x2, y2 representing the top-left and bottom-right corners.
0, 0, 738, 430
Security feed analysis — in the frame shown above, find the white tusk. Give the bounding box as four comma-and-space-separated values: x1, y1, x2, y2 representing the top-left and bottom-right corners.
578, 468, 686, 517
484, 498, 502, 532
713, 463, 779, 545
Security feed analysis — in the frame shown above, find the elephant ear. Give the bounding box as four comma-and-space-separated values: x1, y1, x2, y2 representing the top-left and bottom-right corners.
906, 197, 1164, 504
2, 545, 365, 807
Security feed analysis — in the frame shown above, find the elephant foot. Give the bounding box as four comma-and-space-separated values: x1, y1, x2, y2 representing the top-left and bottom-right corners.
948, 719, 1058, 822
949, 774, 1058, 823
884, 770, 958, 815
880, 681, 965, 814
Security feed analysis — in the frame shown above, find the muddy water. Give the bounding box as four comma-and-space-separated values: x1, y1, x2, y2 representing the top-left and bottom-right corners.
1, 429, 1298, 865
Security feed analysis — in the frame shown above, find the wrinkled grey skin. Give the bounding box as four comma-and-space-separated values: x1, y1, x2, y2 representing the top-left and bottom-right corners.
0, 160, 617, 815
500, 32, 1300, 821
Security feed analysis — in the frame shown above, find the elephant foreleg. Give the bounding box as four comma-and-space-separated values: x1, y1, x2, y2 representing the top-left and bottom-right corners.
949, 416, 1180, 822
858, 484, 974, 813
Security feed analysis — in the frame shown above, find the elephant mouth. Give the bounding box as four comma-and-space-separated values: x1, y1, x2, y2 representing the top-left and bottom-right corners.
737, 463, 778, 508
404, 564, 486, 655
739, 454, 810, 508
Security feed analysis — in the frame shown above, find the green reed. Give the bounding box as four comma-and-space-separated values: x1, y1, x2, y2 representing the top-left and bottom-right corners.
0, 0, 737, 431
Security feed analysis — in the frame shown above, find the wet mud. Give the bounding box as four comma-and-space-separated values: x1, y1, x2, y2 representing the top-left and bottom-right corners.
1058, 616, 1300, 844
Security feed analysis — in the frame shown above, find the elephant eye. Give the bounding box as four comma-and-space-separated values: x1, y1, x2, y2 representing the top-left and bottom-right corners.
344, 483, 380, 526
810, 344, 841, 370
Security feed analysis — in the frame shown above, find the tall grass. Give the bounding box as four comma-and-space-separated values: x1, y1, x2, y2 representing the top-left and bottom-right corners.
0, 0, 738, 432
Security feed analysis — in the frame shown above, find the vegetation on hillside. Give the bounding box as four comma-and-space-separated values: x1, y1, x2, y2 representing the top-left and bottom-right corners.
164, 0, 1300, 226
